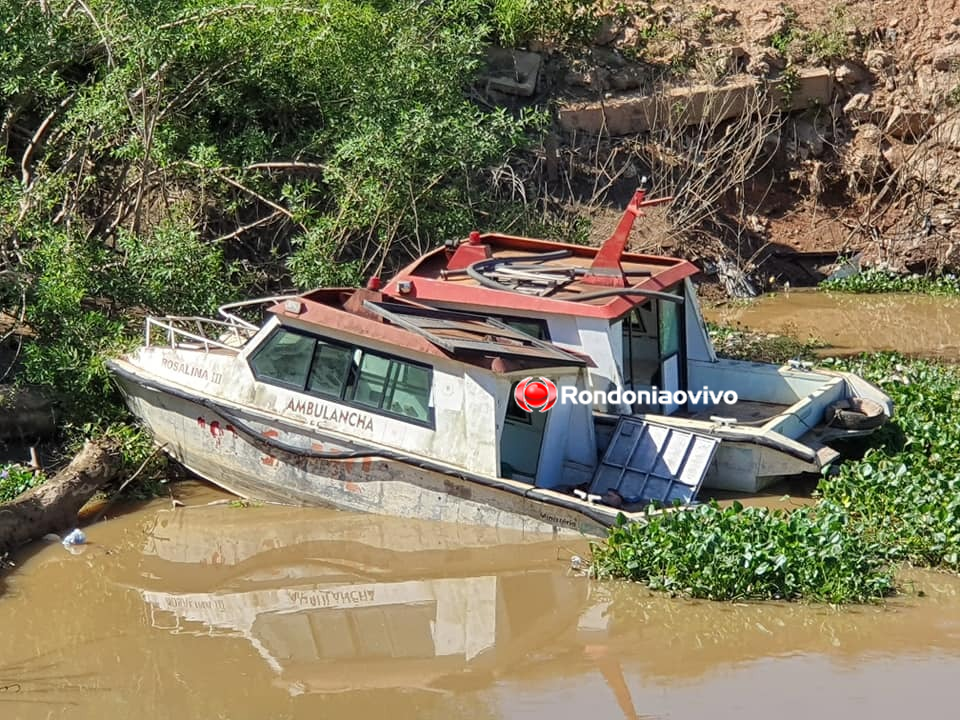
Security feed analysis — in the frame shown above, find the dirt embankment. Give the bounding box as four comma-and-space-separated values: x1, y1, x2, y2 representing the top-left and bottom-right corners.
488, 1, 960, 294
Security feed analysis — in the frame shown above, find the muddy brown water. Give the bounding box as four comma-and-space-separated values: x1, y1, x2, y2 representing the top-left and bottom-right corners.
3, 483, 960, 719
705, 290, 960, 359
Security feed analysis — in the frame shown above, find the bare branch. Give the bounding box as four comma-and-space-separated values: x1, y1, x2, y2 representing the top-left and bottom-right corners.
20, 90, 78, 188
212, 211, 284, 243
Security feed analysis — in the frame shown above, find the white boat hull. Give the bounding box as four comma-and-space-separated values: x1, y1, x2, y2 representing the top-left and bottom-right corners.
112, 370, 618, 537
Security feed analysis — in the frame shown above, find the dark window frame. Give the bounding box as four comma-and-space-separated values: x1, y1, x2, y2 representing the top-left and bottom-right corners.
505, 381, 533, 425
249, 326, 436, 429
492, 315, 550, 341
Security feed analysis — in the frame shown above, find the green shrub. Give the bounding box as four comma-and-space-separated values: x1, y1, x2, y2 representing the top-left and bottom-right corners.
0, 465, 45, 503
489, 0, 601, 49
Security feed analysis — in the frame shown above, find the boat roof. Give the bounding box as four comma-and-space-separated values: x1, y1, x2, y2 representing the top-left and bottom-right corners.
381, 236, 697, 320
381, 189, 698, 321
266, 289, 591, 372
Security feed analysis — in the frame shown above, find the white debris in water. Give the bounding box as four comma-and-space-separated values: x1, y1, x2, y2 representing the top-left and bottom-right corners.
62, 529, 86, 546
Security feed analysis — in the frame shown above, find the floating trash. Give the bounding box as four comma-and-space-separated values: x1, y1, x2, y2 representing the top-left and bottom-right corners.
62, 529, 86, 546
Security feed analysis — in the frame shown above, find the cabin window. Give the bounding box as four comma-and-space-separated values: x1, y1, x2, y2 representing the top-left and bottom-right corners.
499, 317, 549, 341
250, 327, 434, 426
384, 363, 431, 422
248, 329, 315, 389
353, 352, 391, 408
659, 298, 681, 357
307, 341, 354, 397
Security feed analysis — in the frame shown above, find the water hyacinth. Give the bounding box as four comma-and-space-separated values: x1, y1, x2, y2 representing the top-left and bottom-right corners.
818, 356, 960, 571
821, 269, 960, 295
591, 500, 895, 603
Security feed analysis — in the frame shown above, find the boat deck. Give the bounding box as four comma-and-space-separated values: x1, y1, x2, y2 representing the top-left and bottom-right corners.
680, 400, 791, 425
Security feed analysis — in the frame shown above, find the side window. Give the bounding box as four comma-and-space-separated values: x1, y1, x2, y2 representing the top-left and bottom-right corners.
250, 328, 433, 425
349, 351, 432, 423
353, 353, 392, 408
499, 317, 549, 340
385, 363, 431, 423
307, 341, 353, 397
250, 329, 315, 388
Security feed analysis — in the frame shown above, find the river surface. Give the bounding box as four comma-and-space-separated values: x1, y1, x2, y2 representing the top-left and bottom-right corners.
3, 483, 960, 719
705, 290, 960, 359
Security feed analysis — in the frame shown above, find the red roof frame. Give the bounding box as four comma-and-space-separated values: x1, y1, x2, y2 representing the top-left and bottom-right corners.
382, 235, 699, 321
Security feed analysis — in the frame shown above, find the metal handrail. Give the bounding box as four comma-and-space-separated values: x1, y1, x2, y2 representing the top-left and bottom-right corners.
217, 294, 301, 330
144, 293, 303, 353
145, 316, 255, 353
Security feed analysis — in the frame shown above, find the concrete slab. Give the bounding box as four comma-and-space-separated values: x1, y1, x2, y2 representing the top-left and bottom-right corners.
484, 48, 542, 97
558, 68, 834, 136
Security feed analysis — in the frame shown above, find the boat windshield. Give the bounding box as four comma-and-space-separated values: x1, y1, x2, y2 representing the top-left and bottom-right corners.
249, 327, 434, 425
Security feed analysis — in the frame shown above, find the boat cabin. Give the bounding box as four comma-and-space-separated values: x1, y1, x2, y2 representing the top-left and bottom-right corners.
241, 288, 600, 491
380, 190, 715, 418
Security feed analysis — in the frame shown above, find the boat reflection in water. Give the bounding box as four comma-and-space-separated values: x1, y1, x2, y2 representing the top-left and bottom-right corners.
135, 505, 617, 699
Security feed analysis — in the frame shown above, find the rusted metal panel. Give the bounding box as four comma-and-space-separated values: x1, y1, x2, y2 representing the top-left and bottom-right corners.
361, 300, 587, 366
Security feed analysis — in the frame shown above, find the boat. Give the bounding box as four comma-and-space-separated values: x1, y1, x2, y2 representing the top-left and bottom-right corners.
107, 185, 893, 536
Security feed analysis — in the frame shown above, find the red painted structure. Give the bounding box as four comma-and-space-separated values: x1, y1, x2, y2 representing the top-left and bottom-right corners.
581, 188, 675, 287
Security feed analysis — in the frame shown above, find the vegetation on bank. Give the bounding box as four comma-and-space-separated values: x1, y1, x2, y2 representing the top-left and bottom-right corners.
591, 349, 960, 602
1, 0, 584, 432
0, 464, 44, 504
821, 270, 960, 295
707, 321, 824, 363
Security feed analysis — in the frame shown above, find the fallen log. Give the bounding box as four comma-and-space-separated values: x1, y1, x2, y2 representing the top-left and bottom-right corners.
0, 438, 121, 555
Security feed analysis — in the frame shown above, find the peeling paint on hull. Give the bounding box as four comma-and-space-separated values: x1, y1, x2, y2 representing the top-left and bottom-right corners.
114, 376, 611, 537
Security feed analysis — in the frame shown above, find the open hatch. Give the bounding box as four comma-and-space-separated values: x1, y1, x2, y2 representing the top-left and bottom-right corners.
587, 418, 721, 509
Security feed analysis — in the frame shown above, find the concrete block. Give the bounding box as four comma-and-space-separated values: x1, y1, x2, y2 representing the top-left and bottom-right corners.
771, 67, 834, 111
484, 48, 541, 97
557, 68, 834, 136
